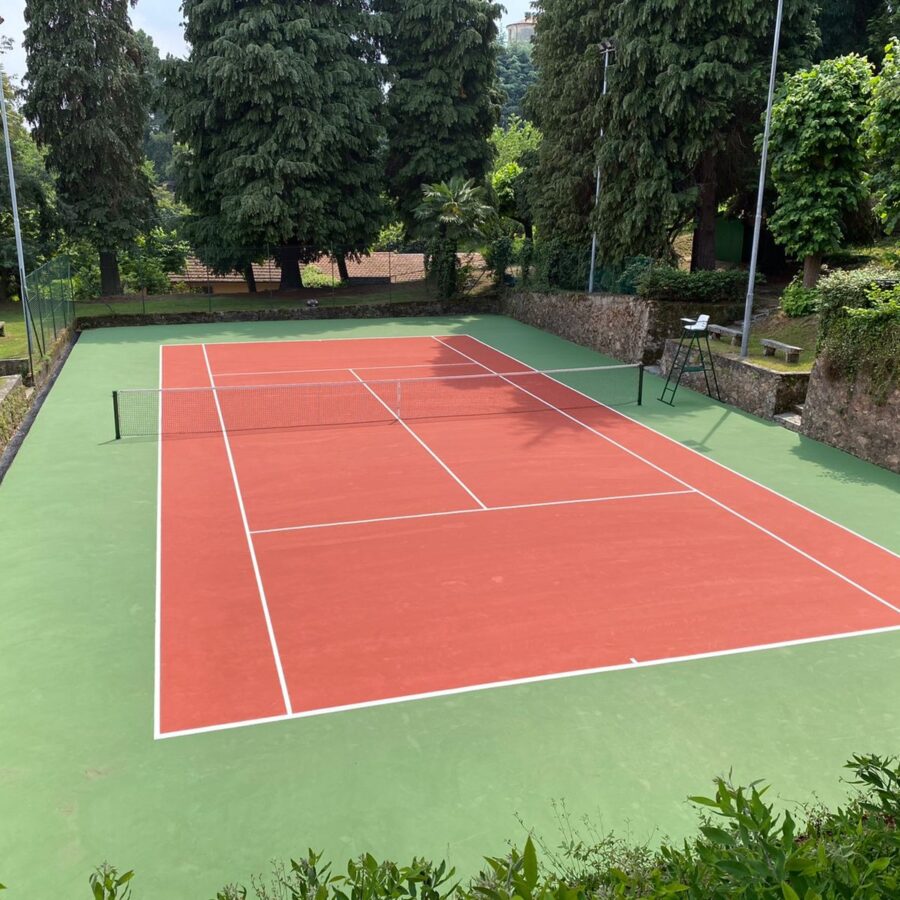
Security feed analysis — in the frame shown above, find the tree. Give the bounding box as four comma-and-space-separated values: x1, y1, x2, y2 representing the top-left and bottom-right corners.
769, 56, 874, 287
817, 0, 883, 59
1, 70, 61, 303
134, 30, 175, 187
490, 116, 542, 239
868, 2, 900, 63
376, 0, 503, 232
867, 38, 900, 235
530, 0, 818, 268
23, 0, 155, 295
414, 178, 494, 298
496, 42, 537, 124
166, 1, 385, 292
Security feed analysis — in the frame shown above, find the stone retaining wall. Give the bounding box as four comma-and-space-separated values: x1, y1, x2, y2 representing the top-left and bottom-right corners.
660, 339, 809, 420
501, 291, 745, 365
0, 358, 28, 377
77, 296, 502, 331
802, 364, 900, 474
0, 375, 28, 456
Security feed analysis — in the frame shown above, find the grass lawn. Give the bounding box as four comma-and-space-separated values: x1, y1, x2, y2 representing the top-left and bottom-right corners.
709, 311, 820, 373
0, 302, 31, 361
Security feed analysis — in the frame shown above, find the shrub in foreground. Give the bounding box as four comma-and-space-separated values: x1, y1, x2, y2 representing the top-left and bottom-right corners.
10, 756, 897, 898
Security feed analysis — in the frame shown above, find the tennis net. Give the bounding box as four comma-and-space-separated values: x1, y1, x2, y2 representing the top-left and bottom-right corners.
112, 364, 644, 439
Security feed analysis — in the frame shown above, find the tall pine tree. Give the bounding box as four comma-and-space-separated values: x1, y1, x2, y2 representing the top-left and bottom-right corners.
531, 0, 818, 268
376, 0, 503, 231
166, 1, 385, 291
23, 0, 154, 295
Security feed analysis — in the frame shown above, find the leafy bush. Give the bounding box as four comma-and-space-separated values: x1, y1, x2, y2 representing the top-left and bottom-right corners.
531, 238, 589, 292
819, 275, 900, 399
371, 223, 428, 255
485, 236, 514, 286
780, 278, 821, 317
208, 755, 899, 899
6, 757, 900, 897
817, 266, 900, 330
301, 265, 341, 289
637, 267, 751, 303
518, 239, 534, 286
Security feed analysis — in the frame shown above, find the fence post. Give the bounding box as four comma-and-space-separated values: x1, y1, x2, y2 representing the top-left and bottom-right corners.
637, 365, 645, 407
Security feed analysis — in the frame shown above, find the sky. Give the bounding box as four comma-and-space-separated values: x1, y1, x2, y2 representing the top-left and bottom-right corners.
1, 1, 533, 84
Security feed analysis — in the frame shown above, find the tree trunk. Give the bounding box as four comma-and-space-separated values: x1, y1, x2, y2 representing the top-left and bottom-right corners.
99, 250, 123, 296
803, 253, 823, 288
277, 244, 303, 292
523, 221, 534, 242
244, 264, 257, 294
690, 149, 718, 272
336, 253, 350, 282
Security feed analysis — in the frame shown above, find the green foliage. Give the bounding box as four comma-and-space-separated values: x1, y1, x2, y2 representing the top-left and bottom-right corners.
133, 30, 175, 186
817, 268, 900, 399
518, 239, 535, 285
531, 238, 590, 292
637, 267, 751, 304
530, 0, 818, 261
769, 56, 875, 269
485, 237, 514, 285
89, 863, 134, 900
816, 0, 883, 60
866, 39, 900, 235
496, 43, 538, 125
1, 71, 61, 302
206, 757, 900, 899
780, 278, 821, 317
119, 227, 190, 296
23, 0, 155, 258
414, 179, 493, 299
301, 265, 342, 290
491, 117, 543, 171
868, 2, 900, 64
414, 180, 495, 245
166, 0, 386, 290
376, 0, 503, 230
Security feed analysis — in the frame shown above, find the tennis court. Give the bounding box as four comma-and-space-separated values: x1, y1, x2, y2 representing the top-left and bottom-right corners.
4, 317, 900, 896
121, 334, 900, 738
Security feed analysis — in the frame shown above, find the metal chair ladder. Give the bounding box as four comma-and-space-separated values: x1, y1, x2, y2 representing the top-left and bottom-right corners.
660, 315, 722, 406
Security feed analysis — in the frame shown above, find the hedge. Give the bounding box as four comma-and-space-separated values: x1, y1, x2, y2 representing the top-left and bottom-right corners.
636, 267, 751, 304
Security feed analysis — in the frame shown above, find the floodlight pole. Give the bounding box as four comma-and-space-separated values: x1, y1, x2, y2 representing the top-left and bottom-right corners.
0, 56, 36, 377
741, 0, 785, 358
587, 44, 614, 295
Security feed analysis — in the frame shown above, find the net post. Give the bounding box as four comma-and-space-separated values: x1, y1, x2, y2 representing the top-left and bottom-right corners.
112, 391, 122, 440
637, 364, 645, 407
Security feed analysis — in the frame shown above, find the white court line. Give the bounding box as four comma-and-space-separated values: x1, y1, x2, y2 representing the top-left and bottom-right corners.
190, 334, 456, 349
250, 490, 696, 536
434, 337, 900, 617
214, 362, 479, 379
457, 334, 900, 563
200, 345, 294, 715
348, 368, 488, 511
156, 623, 900, 740
154, 345, 164, 739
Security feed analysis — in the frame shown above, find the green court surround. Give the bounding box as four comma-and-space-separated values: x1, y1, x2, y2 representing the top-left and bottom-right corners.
1, 316, 898, 897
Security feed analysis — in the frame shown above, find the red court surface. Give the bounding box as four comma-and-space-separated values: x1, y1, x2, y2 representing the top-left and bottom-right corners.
156, 334, 900, 738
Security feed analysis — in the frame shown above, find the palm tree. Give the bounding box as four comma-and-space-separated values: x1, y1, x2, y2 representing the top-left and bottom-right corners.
414, 178, 495, 298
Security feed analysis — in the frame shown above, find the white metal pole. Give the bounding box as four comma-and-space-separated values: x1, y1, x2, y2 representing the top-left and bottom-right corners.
0, 60, 36, 371
588, 46, 613, 294
741, 0, 785, 358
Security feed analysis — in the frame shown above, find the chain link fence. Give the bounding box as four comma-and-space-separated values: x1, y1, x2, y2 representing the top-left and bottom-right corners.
23, 256, 75, 377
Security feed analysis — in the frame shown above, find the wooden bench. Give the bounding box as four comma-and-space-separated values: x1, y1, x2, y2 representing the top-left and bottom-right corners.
707, 324, 744, 346
761, 338, 802, 364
